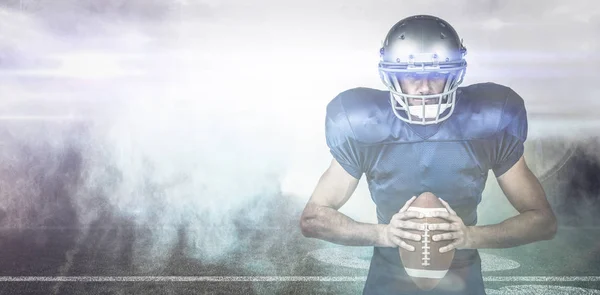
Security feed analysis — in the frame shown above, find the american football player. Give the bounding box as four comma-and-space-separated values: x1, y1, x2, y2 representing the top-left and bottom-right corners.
300, 15, 557, 294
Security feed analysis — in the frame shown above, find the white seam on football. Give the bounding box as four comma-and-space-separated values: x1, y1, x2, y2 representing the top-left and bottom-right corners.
421, 222, 430, 266
404, 268, 449, 279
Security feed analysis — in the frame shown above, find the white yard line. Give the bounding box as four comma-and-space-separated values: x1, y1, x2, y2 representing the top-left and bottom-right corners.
0, 276, 598, 282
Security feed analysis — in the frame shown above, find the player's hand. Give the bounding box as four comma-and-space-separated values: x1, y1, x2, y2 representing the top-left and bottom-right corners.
381, 196, 426, 251
428, 198, 474, 253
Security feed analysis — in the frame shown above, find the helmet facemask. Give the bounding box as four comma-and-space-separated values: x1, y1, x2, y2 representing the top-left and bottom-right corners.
379, 67, 466, 125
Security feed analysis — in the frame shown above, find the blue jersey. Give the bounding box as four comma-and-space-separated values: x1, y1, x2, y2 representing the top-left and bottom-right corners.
325, 82, 527, 294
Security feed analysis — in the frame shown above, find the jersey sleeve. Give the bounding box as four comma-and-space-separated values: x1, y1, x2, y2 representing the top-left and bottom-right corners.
491, 88, 528, 177
325, 95, 363, 179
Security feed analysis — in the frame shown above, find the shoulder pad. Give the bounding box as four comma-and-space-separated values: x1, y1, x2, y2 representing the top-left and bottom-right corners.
448, 82, 525, 139
327, 87, 396, 144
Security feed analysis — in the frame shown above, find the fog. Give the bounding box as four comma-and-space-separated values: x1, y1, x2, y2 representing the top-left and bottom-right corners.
0, 0, 599, 276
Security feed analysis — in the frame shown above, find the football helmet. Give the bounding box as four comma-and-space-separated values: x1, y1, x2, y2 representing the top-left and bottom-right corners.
378, 15, 468, 125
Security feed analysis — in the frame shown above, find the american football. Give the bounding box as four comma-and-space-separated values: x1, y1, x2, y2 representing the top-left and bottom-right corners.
399, 192, 455, 291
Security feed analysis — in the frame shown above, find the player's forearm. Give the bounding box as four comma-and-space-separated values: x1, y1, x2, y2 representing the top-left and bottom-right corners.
468, 208, 557, 249
301, 205, 386, 247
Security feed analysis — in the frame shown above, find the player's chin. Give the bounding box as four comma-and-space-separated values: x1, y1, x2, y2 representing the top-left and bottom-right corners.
407, 98, 441, 105
409, 115, 439, 122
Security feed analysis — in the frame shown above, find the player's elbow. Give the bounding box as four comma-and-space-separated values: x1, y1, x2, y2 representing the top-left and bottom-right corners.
540, 209, 558, 240
300, 206, 318, 238
300, 203, 331, 238
300, 216, 319, 238
300, 217, 312, 238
